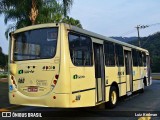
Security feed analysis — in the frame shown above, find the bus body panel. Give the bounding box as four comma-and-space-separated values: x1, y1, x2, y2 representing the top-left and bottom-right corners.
9, 91, 70, 107
105, 67, 126, 97
9, 24, 71, 107
8, 23, 151, 108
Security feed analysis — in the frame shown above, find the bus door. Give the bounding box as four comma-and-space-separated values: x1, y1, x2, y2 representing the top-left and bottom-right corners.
124, 49, 133, 95
93, 43, 105, 103
146, 55, 151, 85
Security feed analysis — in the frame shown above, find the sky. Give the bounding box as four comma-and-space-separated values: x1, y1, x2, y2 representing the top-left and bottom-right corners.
0, 0, 160, 54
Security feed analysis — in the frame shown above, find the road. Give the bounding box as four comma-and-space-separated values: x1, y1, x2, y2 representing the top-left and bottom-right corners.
0, 79, 160, 119
0, 78, 10, 108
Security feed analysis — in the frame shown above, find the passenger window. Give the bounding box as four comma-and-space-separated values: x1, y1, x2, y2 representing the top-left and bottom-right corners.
104, 41, 115, 66
142, 52, 146, 66
138, 51, 143, 66
69, 33, 93, 66
115, 44, 124, 66
132, 49, 138, 66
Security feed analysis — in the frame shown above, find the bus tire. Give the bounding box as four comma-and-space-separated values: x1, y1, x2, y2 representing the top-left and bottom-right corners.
107, 86, 118, 109
139, 88, 144, 93
143, 77, 147, 86
139, 80, 144, 93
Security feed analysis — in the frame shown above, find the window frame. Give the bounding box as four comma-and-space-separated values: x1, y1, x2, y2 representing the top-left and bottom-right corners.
13, 27, 58, 61
132, 49, 139, 67
115, 44, 124, 67
68, 32, 93, 67
142, 52, 147, 67
104, 41, 116, 67
138, 51, 143, 67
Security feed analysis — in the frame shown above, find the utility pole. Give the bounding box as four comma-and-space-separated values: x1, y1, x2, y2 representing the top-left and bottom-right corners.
135, 25, 149, 47
136, 25, 141, 47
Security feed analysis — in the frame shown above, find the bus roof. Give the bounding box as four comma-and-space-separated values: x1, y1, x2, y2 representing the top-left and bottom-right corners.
64, 24, 148, 53
12, 23, 148, 53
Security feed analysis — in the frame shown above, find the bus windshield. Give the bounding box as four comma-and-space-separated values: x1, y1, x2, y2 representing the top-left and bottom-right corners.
13, 27, 58, 61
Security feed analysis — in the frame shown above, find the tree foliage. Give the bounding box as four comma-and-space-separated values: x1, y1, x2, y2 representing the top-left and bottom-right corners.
129, 32, 160, 72
62, 0, 73, 17
0, 47, 8, 69
0, 0, 82, 39
62, 16, 82, 28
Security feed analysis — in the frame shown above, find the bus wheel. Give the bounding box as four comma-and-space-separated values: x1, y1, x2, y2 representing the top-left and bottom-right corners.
107, 86, 118, 109
139, 88, 144, 93
140, 78, 145, 93
139, 83, 144, 93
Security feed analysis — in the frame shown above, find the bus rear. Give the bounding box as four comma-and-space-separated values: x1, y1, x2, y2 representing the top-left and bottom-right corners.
8, 23, 70, 107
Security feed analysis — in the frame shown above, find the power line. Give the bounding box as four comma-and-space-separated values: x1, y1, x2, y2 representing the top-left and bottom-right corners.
121, 22, 160, 37
148, 23, 160, 27
121, 29, 136, 37
135, 25, 149, 47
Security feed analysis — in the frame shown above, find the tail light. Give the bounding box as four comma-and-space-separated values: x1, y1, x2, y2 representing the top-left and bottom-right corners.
53, 80, 57, 85
51, 74, 59, 89
11, 75, 17, 88
55, 75, 59, 79
53, 96, 56, 99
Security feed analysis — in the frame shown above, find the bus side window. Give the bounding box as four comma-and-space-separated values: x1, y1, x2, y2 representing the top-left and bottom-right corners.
72, 50, 83, 65
115, 44, 124, 66
69, 33, 93, 66
138, 51, 143, 66
142, 52, 146, 66
104, 41, 115, 66
132, 49, 138, 66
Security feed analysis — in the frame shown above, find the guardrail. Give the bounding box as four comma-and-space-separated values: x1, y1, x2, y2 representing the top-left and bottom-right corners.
152, 73, 160, 80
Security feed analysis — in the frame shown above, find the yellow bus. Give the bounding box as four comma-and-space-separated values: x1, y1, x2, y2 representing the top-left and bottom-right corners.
8, 23, 152, 108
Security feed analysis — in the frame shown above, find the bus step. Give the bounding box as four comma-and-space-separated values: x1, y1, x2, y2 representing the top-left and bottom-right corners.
126, 92, 132, 96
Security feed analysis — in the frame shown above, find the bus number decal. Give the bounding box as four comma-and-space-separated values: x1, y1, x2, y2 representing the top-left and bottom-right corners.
18, 78, 25, 83
118, 72, 124, 76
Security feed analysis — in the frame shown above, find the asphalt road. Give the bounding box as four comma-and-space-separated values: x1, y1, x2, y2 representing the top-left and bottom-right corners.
0, 78, 10, 108
0, 79, 160, 120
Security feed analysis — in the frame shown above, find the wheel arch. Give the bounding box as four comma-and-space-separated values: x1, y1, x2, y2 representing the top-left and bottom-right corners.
143, 76, 147, 86
110, 81, 119, 97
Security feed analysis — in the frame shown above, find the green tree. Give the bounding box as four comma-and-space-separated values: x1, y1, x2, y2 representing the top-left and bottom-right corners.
0, 47, 8, 69
0, 0, 82, 39
62, 0, 73, 17
37, 0, 64, 24
62, 16, 82, 28
0, 0, 37, 38
129, 32, 160, 73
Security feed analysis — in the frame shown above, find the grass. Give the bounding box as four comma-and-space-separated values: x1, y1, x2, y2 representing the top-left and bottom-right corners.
0, 74, 8, 78
152, 73, 160, 80
152, 76, 160, 80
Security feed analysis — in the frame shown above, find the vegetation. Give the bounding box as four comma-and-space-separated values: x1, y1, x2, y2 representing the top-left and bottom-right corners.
0, 47, 8, 70
62, 0, 73, 17
129, 32, 160, 73
0, 74, 8, 78
62, 16, 82, 28
0, 0, 82, 38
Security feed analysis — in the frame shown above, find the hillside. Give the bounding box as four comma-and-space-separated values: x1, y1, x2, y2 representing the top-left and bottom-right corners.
127, 32, 160, 72
112, 33, 160, 73
111, 37, 137, 42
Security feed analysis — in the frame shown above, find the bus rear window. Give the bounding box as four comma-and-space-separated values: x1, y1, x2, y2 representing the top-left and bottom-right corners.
13, 27, 58, 61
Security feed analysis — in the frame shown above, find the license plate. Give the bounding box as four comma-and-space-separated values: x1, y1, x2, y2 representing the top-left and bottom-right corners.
28, 86, 38, 92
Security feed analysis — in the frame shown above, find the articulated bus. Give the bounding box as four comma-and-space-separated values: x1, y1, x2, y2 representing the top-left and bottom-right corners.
8, 23, 152, 108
